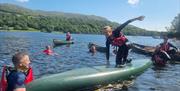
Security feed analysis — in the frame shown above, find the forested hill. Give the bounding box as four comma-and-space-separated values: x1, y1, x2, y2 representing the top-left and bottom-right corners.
0, 3, 161, 36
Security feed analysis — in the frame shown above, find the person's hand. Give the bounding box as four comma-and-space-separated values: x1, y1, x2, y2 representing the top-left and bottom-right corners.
136, 16, 145, 21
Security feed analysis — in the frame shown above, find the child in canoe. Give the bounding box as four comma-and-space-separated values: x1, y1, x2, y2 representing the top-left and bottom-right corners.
66, 32, 72, 41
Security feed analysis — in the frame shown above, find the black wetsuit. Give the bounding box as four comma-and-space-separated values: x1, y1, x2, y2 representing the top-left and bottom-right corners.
106, 19, 135, 65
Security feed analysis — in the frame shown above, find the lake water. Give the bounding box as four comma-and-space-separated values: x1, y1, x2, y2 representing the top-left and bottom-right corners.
0, 32, 180, 91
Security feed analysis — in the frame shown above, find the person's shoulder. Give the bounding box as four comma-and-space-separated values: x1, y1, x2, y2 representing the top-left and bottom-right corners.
15, 71, 26, 79
14, 71, 26, 89
8, 71, 26, 84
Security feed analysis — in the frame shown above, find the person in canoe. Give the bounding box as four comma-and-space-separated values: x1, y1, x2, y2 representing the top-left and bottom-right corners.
159, 36, 178, 55
152, 45, 171, 66
0, 52, 33, 91
102, 16, 145, 67
152, 36, 179, 65
66, 32, 72, 41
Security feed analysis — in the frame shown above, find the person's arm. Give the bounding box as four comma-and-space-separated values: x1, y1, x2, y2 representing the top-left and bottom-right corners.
106, 39, 110, 65
113, 16, 145, 37
169, 43, 178, 50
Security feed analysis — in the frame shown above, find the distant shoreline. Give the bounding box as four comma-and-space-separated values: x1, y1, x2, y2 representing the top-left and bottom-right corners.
0, 30, 40, 32
2, 29, 179, 40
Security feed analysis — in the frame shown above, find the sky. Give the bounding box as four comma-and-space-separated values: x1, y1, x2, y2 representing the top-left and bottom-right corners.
0, 0, 180, 31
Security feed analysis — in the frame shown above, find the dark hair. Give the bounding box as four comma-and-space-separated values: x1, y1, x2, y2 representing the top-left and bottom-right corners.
46, 46, 50, 49
12, 52, 28, 66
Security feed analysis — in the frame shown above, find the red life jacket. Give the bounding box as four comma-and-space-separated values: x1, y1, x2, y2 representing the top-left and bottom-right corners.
112, 33, 127, 47
24, 67, 33, 84
66, 34, 71, 41
153, 55, 166, 66
0, 66, 33, 91
160, 43, 170, 52
43, 49, 53, 55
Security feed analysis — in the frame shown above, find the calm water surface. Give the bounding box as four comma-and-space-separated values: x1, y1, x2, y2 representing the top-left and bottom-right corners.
0, 32, 180, 91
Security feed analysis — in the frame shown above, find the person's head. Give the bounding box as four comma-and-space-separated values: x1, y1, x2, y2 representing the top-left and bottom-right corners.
67, 32, 70, 35
90, 45, 96, 53
46, 46, 51, 50
163, 36, 168, 43
103, 26, 113, 37
12, 52, 31, 71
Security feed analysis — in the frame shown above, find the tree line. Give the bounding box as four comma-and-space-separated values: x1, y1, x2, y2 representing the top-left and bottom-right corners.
0, 3, 161, 36
166, 13, 180, 39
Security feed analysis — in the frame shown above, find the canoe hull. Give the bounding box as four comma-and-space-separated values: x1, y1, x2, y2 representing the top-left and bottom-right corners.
131, 43, 155, 56
131, 43, 180, 63
26, 59, 152, 91
53, 39, 74, 45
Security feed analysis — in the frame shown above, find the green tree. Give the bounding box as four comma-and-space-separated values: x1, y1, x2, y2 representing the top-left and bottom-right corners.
167, 13, 180, 38
14, 25, 22, 30
2, 25, 9, 30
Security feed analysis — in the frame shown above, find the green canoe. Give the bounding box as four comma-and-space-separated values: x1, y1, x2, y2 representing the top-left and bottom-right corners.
53, 39, 74, 45
26, 59, 152, 91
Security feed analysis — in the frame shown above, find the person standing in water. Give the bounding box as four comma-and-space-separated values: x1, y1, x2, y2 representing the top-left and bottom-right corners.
103, 16, 145, 67
43, 45, 59, 56
43, 46, 53, 55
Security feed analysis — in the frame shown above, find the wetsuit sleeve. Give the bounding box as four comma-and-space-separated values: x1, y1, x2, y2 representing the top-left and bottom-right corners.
106, 39, 110, 60
14, 73, 26, 89
113, 19, 136, 37
169, 43, 178, 50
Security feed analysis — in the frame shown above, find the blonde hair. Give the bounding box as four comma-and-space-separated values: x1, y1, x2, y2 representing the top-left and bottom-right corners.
103, 26, 112, 32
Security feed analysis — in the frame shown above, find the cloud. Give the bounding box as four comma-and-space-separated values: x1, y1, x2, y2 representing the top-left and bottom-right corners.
128, 0, 139, 5
16, 0, 29, 3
